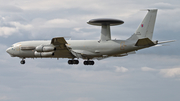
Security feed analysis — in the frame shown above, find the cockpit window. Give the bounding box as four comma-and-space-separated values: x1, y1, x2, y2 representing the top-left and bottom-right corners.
13, 43, 21, 47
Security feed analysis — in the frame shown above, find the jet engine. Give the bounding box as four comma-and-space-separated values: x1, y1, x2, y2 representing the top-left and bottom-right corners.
35, 45, 56, 52
34, 51, 54, 57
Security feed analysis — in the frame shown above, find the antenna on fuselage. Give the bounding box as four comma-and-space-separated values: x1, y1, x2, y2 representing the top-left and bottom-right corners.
87, 18, 124, 41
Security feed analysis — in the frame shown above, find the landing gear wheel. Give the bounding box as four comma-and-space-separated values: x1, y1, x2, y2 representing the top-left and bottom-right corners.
20, 60, 25, 64
89, 61, 94, 65
73, 60, 79, 64
68, 60, 73, 65
84, 61, 88, 65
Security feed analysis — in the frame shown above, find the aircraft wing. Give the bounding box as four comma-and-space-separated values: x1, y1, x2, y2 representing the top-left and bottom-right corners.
51, 37, 68, 45
51, 37, 75, 58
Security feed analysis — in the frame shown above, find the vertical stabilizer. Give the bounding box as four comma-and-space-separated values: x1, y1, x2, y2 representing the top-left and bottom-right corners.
135, 9, 157, 40
128, 9, 158, 41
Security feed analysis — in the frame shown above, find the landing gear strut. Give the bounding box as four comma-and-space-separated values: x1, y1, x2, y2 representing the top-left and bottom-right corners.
68, 60, 79, 65
20, 59, 25, 64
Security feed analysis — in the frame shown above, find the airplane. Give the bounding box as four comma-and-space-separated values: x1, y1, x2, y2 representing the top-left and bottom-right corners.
6, 9, 174, 65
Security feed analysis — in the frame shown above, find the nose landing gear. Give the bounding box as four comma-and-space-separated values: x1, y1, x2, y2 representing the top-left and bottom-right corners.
20, 59, 25, 64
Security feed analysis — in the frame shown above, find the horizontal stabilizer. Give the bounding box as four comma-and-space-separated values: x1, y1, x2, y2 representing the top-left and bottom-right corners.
135, 38, 157, 46
158, 40, 175, 44
153, 40, 175, 47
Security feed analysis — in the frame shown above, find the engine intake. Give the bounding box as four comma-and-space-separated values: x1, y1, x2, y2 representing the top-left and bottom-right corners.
36, 45, 56, 52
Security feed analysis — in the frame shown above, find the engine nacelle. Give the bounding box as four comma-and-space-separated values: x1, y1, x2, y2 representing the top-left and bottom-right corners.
35, 45, 56, 52
34, 51, 54, 57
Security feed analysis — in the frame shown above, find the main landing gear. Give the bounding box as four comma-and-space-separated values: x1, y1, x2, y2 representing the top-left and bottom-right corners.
83, 61, 94, 65
67, 59, 95, 65
68, 60, 79, 65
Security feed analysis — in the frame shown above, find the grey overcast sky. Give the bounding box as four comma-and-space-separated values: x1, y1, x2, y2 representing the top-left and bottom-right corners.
0, 0, 180, 101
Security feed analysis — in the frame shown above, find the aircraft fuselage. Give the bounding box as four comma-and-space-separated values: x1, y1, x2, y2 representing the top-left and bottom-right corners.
6, 40, 144, 59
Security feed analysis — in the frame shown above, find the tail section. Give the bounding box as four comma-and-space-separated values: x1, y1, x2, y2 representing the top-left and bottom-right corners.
135, 9, 157, 40
128, 9, 158, 41
127, 9, 174, 47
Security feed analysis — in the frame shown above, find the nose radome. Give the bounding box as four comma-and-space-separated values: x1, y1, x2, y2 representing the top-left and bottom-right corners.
6, 47, 11, 54
6, 47, 14, 57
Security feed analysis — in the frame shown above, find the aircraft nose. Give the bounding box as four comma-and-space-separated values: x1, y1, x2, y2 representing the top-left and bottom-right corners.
6, 47, 14, 56
6, 47, 11, 54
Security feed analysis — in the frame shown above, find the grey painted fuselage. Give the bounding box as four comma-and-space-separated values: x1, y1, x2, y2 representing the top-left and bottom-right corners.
7, 39, 144, 59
